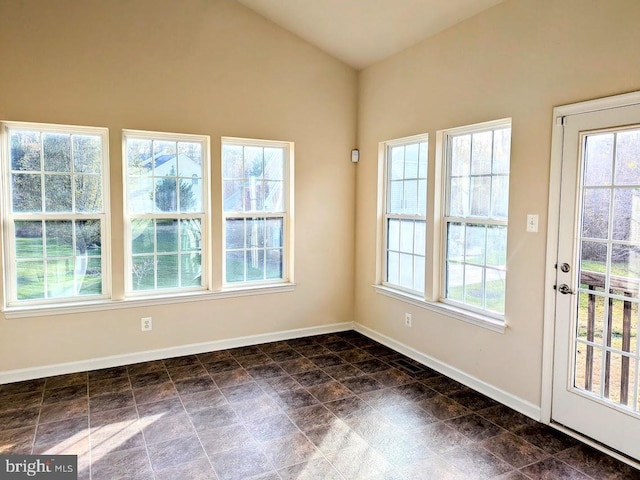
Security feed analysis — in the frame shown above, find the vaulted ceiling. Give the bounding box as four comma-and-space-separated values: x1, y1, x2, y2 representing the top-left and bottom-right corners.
236, 0, 506, 70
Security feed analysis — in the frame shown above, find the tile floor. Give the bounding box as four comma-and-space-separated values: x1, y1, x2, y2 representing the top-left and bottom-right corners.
0, 330, 638, 479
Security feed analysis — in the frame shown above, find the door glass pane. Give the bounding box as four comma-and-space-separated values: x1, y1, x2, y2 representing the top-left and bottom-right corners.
574, 129, 640, 411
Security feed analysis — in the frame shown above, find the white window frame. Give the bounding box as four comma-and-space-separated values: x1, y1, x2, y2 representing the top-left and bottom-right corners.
221, 137, 294, 288
439, 118, 511, 321
381, 134, 428, 295
0, 121, 111, 308
122, 129, 211, 296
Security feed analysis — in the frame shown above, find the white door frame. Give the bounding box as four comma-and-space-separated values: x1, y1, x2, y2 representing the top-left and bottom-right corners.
542, 90, 640, 462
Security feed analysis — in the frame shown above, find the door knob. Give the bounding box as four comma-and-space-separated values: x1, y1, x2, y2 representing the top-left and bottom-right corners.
557, 284, 574, 295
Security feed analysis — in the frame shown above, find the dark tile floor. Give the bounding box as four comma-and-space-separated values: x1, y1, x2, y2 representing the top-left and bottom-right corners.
0, 330, 638, 479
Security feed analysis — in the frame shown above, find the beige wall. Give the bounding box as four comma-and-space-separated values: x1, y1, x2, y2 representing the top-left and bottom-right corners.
355, 0, 640, 406
0, 0, 357, 371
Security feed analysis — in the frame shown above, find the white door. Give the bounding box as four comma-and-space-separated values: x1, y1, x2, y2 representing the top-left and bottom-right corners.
552, 98, 640, 461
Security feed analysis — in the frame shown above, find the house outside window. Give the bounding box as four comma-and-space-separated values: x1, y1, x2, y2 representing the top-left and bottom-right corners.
222, 137, 293, 286
1, 122, 110, 306
123, 130, 210, 294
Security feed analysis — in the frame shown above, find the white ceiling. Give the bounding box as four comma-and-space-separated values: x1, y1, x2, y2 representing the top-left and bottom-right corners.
236, 0, 506, 70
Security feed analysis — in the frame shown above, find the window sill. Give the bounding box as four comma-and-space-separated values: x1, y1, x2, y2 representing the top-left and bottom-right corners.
373, 285, 507, 334
2, 283, 297, 319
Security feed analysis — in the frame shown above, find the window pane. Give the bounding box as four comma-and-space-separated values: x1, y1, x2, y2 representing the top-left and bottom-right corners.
390, 146, 404, 180
389, 180, 403, 213
223, 145, 243, 179
414, 220, 426, 256
266, 218, 283, 248
226, 218, 245, 249
414, 256, 425, 293
399, 220, 414, 253
464, 264, 484, 307
15, 222, 43, 259
451, 135, 470, 176
132, 256, 155, 290
449, 177, 469, 217
387, 252, 399, 285
157, 255, 179, 288
471, 131, 492, 175
388, 219, 400, 252
245, 178, 264, 211
180, 219, 201, 252
132, 219, 154, 254
43, 133, 71, 172
446, 262, 464, 302
404, 144, 419, 179
246, 218, 265, 249
17, 261, 44, 300
153, 141, 177, 176
12, 174, 42, 213
584, 133, 613, 187
264, 148, 283, 180
417, 179, 427, 216
470, 176, 490, 217
493, 128, 511, 175
582, 188, 610, 239
244, 146, 263, 178
226, 251, 245, 283
45, 221, 73, 257
264, 181, 283, 212
179, 177, 200, 213
127, 138, 152, 175
46, 259, 74, 298
128, 177, 154, 213
177, 142, 202, 177
614, 130, 640, 186
399, 253, 413, 289
75, 175, 102, 213
447, 222, 464, 261
157, 220, 178, 253
73, 135, 102, 174
465, 224, 486, 265
491, 175, 509, 219
485, 268, 506, 314
403, 180, 418, 214
246, 249, 265, 281
76, 220, 101, 256
181, 253, 201, 286
486, 226, 507, 267
612, 188, 638, 241
266, 249, 283, 279
154, 177, 177, 212
45, 175, 72, 212
223, 180, 244, 212
10, 130, 41, 171
79, 257, 102, 295
418, 142, 428, 179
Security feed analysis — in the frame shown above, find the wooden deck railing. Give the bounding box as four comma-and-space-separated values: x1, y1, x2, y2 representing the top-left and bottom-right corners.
580, 270, 637, 404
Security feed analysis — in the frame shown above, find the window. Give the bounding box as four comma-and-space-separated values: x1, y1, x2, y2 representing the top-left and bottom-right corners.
222, 138, 293, 285
442, 120, 511, 317
382, 136, 428, 294
123, 130, 209, 294
1, 122, 110, 306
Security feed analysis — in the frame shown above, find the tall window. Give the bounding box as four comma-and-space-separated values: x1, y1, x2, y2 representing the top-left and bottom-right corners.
123, 131, 209, 294
222, 138, 292, 285
442, 120, 511, 317
383, 136, 428, 294
1, 122, 110, 305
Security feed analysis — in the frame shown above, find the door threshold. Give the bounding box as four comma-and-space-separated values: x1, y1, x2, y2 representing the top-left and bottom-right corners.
550, 421, 640, 470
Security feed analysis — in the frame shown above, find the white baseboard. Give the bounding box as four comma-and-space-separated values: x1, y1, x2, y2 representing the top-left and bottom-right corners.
354, 322, 542, 421
0, 321, 355, 384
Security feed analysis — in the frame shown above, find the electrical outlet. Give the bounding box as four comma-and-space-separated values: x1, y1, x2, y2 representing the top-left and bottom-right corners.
141, 317, 152, 331
405, 313, 412, 327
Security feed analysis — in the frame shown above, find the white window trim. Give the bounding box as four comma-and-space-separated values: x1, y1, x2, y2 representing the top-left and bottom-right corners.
122, 129, 212, 297
380, 133, 428, 296
375, 121, 511, 333
0, 121, 112, 308
221, 136, 294, 288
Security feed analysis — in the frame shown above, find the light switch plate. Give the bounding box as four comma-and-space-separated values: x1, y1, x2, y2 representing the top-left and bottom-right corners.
526, 214, 539, 233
